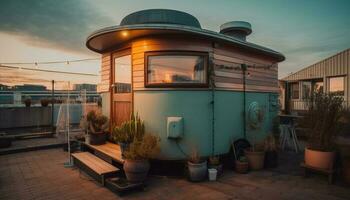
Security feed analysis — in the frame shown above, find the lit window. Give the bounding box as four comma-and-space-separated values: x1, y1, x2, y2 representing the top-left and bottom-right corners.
290, 83, 299, 99
313, 81, 323, 92
114, 55, 131, 93
329, 76, 344, 96
145, 52, 208, 87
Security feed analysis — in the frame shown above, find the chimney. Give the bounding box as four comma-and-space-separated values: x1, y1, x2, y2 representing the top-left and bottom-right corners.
220, 21, 252, 41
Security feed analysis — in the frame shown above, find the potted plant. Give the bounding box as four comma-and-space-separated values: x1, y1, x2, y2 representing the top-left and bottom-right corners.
244, 142, 265, 170
23, 96, 31, 107
81, 111, 109, 145
299, 91, 344, 170
244, 102, 265, 170
111, 113, 145, 158
208, 156, 223, 177
187, 148, 207, 182
40, 98, 50, 107
264, 134, 278, 168
123, 133, 160, 183
235, 156, 249, 174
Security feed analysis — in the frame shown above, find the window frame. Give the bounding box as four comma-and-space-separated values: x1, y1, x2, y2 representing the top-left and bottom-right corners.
290, 82, 299, 100
328, 75, 345, 96
113, 54, 132, 93
144, 51, 209, 88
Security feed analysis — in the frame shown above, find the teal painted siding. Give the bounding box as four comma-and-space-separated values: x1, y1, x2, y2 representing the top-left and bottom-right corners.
134, 90, 278, 160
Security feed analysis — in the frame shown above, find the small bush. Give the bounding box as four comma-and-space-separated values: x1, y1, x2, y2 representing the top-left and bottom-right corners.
124, 133, 160, 160
299, 91, 345, 151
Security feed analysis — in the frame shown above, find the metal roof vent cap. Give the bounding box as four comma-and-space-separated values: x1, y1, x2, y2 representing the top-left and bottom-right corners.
220, 21, 252, 41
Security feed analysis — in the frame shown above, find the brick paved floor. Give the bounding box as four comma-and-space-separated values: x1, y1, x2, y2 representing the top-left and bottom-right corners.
0, 149, 349, 200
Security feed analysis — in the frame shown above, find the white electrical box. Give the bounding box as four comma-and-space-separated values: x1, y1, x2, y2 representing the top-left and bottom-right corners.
167, 117, 184, 139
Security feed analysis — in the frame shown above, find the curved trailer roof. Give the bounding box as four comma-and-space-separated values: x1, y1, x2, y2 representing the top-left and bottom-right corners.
86, 9, 285, 62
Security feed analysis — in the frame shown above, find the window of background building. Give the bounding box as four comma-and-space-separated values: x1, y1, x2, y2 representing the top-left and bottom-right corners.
329, 76, 344, 96
290, 83, 299, 99
313, 81, 324, 92
302, 81, 312, 99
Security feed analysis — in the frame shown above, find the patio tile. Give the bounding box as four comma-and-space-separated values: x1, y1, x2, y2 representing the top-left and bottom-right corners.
1, 149, 350, 200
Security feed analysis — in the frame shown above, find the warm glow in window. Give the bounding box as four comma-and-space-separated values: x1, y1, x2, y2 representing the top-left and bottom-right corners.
114, 55, 131, 93
329, 76, 344, 95
313, 81, 323, 92
146, 53, 207, 87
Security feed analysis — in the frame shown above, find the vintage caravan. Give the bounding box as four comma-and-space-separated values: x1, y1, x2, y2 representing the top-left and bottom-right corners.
86, 9, 285, 160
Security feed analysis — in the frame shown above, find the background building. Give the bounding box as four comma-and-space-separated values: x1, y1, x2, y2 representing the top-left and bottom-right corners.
280, 48, 350, 113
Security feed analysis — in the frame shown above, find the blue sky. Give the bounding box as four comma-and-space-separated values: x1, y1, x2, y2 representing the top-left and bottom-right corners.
0, 0, 349, 82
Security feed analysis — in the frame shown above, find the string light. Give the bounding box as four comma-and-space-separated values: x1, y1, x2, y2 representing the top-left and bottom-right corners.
0, 65, 98, 76
0, 57, 99, 66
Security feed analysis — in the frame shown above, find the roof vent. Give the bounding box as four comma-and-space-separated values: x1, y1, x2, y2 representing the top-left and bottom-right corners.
220, 21, 252, 41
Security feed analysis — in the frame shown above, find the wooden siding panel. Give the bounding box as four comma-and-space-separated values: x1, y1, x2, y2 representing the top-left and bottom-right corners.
129, 37, 280, 92
98, 53, 111, 92
213, 47, 278, 92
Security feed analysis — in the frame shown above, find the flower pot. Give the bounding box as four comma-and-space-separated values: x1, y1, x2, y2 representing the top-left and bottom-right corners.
88, 132, 106, 145
187, 161, 207, 182
264, 151, 278, 168
119, 142, 129, 159
244, 149, 265, 170
235, 160, 249, 174
208, 164, 223, 177
41, 100, 49, 107
304, 148, 335, 170
123, 159, 150, 183
208, 168, 217, 181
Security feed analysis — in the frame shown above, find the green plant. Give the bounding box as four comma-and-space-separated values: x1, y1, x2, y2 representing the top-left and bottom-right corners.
299, 91, 345, 151
124, 133, 160, 160
264, 134, 278, 152
238, 156, 248, 162
82, 110, 109, 134
111, 113, 145, 144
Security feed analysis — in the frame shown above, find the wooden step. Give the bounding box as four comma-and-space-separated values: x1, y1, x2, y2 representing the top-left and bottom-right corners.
72, 152, 120, 185
83, 142, 125, 165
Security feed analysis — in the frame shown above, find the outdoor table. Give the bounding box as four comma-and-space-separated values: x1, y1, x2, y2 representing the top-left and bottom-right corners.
279, 114, 302, 153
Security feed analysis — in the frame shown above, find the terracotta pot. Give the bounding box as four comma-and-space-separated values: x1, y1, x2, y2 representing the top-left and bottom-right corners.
244, 149, 265, 170
304, 148, 335, 170
235, 160, 249, 174
187, 161, 207, 182
123, 159, 150, 183
88, 132, 106, 145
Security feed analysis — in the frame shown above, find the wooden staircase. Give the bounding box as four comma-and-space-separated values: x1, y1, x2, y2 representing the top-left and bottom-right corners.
72, 152, 119, 185
71, 142, 144, 194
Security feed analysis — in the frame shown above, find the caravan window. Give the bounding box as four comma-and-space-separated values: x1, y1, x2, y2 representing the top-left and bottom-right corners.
145, 52, 208, 87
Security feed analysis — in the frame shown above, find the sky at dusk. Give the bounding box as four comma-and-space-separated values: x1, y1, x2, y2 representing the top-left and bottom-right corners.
0, 0, 349, 86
